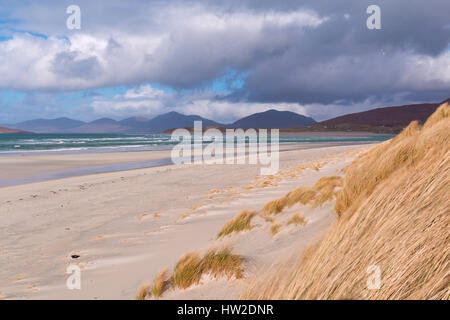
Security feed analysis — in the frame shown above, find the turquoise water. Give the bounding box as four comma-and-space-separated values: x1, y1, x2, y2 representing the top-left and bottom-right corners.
0, 133, 175, 153
0, 133, 393, 154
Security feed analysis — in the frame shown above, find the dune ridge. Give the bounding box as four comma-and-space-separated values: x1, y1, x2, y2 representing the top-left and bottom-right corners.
242, 103, 449, 300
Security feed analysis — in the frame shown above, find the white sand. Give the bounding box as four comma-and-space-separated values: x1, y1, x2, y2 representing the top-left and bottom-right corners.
0, 143, 374, 299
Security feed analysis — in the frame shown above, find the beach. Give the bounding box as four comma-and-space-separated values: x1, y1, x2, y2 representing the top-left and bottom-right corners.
0, 142, 375, 299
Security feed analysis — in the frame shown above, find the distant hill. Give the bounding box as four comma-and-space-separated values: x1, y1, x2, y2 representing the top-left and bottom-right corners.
119, 117, 151, 132
282, 99, 449, 134
144, 111, 224, 133
65, 118, 130, 133
89, 118, 119, 125
229, 109, 316, 128
12, 117, 86, 133
318, 101, 446, 127
0, 126, 28, 133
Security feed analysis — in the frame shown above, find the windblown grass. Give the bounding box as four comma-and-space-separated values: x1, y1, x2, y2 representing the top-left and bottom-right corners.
285, 187, 315, 207
242, 103, 450, 300
136, 283, 150, 300
334, 104, 449, 216
311, 176, 342, 208
173, 252, 203, 289
152, 267, 169, 299
270, 221, 280, 235
261, 197, 287, 215
262, 176, 342, 215
217, 210, 256, 238
201, 247, 243, 280
287, 211, 307, 226
141, 247, 243, 298
172, 248, 242, 290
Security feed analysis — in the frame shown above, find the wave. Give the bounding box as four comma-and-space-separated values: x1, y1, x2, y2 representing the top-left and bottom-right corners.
0, 133, 393, 154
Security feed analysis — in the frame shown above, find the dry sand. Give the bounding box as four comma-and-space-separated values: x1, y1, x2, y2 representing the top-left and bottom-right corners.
0, 143, 375, 299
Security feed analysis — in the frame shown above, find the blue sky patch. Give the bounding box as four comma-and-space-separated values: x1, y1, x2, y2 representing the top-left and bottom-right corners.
0, 89, 26, 105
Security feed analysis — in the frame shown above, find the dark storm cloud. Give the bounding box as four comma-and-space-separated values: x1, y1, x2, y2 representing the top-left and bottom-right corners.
146, 0, 450, 104
52, 51, 102, 80
1, 0, 450, 109
209, 0, 450, 104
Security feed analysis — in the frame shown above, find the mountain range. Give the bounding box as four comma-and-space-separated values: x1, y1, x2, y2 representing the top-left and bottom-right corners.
2, 109, 315, 134
1, 98, 448, 134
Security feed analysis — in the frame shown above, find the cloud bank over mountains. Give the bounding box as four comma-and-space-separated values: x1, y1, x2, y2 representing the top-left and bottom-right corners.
0, 0, 449, 122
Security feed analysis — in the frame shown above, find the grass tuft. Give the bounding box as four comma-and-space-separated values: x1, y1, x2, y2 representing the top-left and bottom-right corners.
217, 210, 256, 238
146, 247, 243, 297
202, 247, 243, 280
423, 102, 449, 129
286, 187, 316, 207
270, 221, 280, 235
152, 267, 169, 299
287, 211, 307, 226
262, 176, 342, 215
311, 176, 342, 208
262, 197, 287, 215
136, 283, 150, 300
173, 252, 203, 289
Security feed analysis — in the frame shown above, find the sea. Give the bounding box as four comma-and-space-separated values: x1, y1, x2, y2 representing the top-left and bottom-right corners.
0, 133, 393, 155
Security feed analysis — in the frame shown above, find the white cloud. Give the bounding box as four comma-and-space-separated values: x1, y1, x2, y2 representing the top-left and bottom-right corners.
90, 84, 309, 123
0, 5, 325, 91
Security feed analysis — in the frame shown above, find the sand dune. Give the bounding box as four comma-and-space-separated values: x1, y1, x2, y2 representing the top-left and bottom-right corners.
243, 103, 449, 300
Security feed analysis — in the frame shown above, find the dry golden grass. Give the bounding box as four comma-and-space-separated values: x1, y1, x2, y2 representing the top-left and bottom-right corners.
261, 197, 287, 215
287, 211, 307, 226
333, 114, 440, 216
172, 248, 243, 290
311, 176, 342, 208
242, 103, 450, 300
285, 187, 315, 207
262, 176, 342, 215
201, 247, 243, 280
217, 210, 256, 238
423, 102, 449, 129
152, 267, 169, 299
173, 252, 203, 289
270, 221, 280, 235
135, 283, 150, 300
142, 247, 243, 297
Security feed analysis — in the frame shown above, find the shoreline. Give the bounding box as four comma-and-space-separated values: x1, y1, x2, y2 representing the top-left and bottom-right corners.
0, 131, 392, 157
0, 141, 378, 188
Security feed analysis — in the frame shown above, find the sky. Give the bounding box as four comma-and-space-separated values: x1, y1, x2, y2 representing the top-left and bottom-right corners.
0, 0, 449, 124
